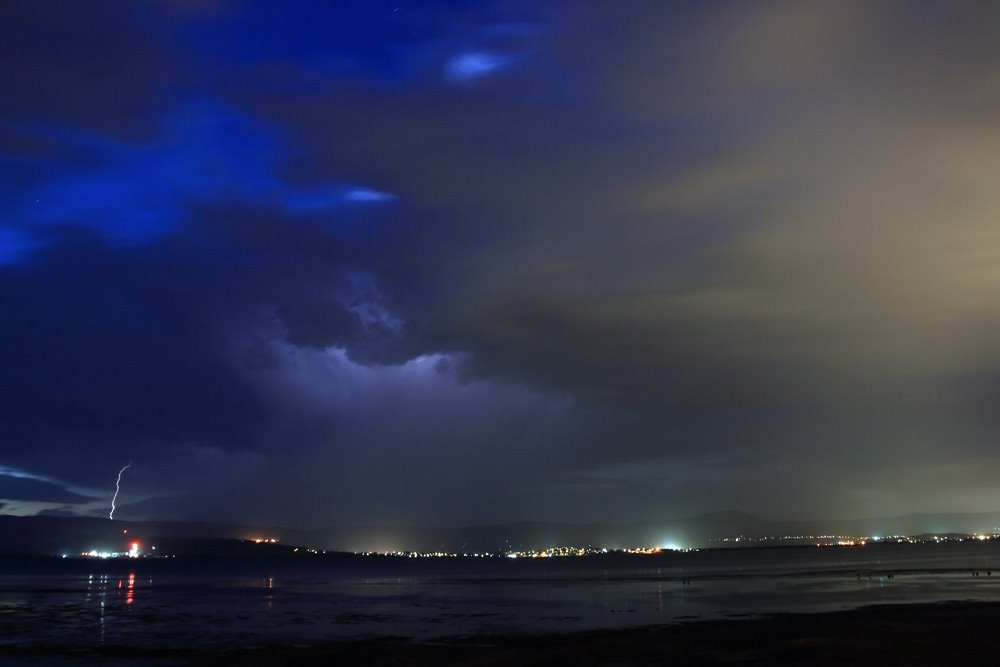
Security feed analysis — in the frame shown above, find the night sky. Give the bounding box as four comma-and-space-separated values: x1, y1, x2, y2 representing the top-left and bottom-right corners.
2, 1, 1000, 529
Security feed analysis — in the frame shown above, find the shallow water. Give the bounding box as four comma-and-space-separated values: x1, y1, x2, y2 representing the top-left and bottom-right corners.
2, 541, 1000, 652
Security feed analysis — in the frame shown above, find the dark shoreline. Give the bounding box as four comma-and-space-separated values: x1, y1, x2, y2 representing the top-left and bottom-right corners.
5, 599, 1000, 665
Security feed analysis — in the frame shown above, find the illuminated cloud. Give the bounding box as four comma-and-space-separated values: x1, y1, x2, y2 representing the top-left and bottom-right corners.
0, 465, 56, 484
285, 185, 396, 213
445, 52, 513, 82
344, 188, 396, 203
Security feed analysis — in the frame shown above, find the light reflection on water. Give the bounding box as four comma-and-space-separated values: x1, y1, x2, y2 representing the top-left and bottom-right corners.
1, 542, 1000, 651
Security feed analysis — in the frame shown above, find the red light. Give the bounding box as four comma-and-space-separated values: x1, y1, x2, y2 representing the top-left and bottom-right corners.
123, 529, 128, 534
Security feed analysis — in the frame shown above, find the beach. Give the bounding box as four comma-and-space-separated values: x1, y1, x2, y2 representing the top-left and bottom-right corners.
3, 600, 1000, 665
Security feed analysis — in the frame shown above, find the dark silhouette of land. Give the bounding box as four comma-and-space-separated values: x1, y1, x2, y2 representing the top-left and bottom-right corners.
4, 510, 1000, 556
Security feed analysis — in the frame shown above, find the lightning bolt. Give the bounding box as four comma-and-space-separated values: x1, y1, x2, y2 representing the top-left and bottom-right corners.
110, 462, 132, 520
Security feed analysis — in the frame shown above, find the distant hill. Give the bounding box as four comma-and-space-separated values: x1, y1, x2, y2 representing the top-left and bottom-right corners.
3, 510, 1000, 556
313, 510, 1000, 552
0, 515, 319, 557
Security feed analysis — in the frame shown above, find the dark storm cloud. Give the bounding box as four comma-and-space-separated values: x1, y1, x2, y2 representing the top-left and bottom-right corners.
0, 199, 406, 474
0, 232, 263, 446
0, 0, 186, 141
2, 1, 1000, 527
113, 349, 597, 527
263, 1, 1000, 400
252, 1, 1000, 515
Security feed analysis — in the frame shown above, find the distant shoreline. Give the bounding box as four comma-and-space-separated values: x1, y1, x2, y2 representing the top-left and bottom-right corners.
4, 600, 1000, 665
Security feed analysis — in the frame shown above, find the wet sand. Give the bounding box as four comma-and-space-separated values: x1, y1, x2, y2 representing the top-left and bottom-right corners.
5, 599, 1000, 665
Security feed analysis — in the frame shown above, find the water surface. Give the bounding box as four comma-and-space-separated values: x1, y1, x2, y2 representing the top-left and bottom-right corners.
3, 541, 1000, 652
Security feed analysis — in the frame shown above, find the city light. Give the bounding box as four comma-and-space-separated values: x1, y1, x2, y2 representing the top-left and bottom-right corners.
67, 532, 1000, 562
81, 542, 142, 559
715, 533, 1000, 548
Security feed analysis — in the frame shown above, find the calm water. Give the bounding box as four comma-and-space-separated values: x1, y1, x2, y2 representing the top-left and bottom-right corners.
2, 542, 1000, 652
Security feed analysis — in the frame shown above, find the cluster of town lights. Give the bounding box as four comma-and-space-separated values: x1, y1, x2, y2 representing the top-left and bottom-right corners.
716, 533, 1000, 547
81, 542, 143, 559
355, 545, 695, 558
74, 532, 1000, 560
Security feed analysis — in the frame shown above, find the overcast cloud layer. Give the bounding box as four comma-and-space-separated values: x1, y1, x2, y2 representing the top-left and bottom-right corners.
2, 1, 1000, 528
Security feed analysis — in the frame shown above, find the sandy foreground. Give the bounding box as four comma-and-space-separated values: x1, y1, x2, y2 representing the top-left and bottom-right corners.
4, 600, 1000, 665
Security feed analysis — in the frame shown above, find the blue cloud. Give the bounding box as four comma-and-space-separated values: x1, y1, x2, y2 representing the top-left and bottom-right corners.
285, 185, 396, 213
344, 187, 396, 203
445, 51, 513, 82
0, 227, 37, 266
12, 102, 282, 243
3, 101, 395, 258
